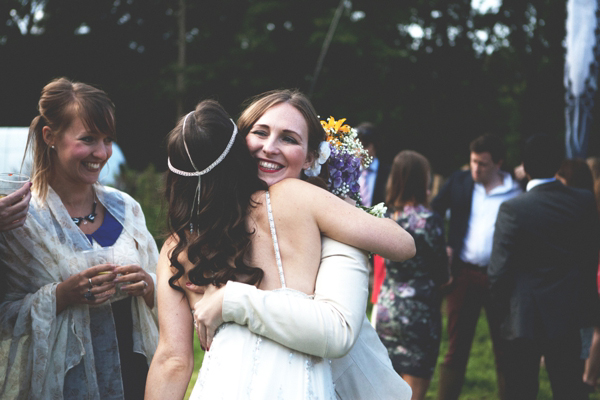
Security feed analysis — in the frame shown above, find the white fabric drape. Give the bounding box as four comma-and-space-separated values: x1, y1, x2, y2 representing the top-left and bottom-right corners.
565, 0, 600, 158
0, 183, 158, 399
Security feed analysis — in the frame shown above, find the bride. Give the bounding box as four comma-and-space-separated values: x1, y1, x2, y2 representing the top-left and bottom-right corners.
146, 99, 414, 398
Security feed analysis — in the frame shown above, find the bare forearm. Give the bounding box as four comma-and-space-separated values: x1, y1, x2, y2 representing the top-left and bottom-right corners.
145, 349, 193, 400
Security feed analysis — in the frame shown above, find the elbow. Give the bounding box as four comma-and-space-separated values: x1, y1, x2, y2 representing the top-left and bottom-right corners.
324, 333, 356, 359
389, 232, 416, 262
153, 350, 194, 379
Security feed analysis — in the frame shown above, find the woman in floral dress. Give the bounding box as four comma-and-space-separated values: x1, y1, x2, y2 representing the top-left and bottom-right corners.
376, 150, 449, 400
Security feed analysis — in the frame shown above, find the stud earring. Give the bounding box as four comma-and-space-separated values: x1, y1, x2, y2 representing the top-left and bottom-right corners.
51, 145, 55, 149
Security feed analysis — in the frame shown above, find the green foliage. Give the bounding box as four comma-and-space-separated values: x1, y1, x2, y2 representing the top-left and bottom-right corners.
2, 0, 598, 176
115, 164, 167, 248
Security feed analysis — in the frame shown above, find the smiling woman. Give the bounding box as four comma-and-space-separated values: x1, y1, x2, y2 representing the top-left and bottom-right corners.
0, 126, 126, 186
237, 89, 326, 186
0, 77, 159, 399
245, 102, 314, 186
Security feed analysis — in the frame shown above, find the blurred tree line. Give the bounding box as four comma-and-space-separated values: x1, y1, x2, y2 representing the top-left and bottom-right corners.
2, 0, 597, 177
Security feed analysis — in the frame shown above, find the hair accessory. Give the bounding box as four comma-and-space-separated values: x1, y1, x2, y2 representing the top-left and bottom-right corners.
167, 111, 238, 231
304, 141, 331, 177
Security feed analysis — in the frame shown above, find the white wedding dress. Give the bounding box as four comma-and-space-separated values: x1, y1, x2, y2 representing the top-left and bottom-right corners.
189, 192, 336, 400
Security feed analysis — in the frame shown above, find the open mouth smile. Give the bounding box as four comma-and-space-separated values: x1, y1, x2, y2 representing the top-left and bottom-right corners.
258, 160, 284, 173
83, 162, 102, 170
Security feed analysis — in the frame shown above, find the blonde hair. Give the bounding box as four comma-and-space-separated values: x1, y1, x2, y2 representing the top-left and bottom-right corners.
26, 78, 115, 201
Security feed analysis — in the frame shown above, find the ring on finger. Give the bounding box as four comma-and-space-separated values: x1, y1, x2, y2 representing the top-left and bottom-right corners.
83, 289, 96, 301
142, 280, 148, 289
88, 278, 94, 289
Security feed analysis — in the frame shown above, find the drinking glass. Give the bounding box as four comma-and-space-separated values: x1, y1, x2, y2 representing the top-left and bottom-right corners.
0, 173, 30, 199
82, 247, 115, 272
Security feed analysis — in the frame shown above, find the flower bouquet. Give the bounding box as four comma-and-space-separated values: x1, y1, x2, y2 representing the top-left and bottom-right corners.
305, 116, 387, 220
320, 116, 372, 203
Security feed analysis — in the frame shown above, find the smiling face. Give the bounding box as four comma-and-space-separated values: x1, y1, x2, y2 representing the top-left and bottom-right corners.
245, 102, 313, 187
48, 117, 113, 187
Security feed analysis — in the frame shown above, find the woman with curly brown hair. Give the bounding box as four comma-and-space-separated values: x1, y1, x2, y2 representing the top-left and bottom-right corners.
146, 98, 415, 399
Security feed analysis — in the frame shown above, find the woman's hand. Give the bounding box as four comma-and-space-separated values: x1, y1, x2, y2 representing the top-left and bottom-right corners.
56, 263, 117, 314
0, 182, 32, 232
114, 264, 155, 308
193, 284, 226, 351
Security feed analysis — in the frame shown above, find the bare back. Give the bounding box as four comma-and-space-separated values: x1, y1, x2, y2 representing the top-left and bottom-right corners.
176, 187, 323, 306
246, 189, 322, 294
176, 178, 414, 306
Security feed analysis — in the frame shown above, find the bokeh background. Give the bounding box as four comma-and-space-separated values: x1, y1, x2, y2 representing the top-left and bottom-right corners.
4, 2, 600, 398
2, 0, 592, 177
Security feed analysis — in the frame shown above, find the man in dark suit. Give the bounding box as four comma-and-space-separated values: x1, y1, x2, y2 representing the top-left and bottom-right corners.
432, 134, 521, 400
488, 134, 600, 399
356, 123, 389, 207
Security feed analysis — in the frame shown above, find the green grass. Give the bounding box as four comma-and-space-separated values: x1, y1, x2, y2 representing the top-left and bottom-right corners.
127, 167, 600, 399
183, 307, 600, 399
425, 305, 600, 399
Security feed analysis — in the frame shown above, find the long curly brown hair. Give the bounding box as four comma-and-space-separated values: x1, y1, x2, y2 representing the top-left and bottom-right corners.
165, 100, 267, 292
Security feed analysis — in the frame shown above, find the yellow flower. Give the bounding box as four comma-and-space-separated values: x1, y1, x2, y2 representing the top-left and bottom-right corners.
321, 116, 351, 134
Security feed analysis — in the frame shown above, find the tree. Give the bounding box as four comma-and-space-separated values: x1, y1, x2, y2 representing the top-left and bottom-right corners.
1, 0, 587, 175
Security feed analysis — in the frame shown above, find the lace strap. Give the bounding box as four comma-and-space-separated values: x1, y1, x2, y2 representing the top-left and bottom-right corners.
265, 191, 286, 288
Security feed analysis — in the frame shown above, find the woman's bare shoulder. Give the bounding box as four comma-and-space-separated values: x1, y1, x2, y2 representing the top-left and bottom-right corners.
269, 178, 331, 202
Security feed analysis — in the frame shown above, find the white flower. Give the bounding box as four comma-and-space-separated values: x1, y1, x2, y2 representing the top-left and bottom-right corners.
399, 286, 415, 298
304, 163, 322, 177
368, 202, 388, 218
304, 141, 330, 177
317, 141, 331, 164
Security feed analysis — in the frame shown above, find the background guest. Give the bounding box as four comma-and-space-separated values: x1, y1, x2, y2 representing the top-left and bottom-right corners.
488, 135, 600, 399
0, 78, 159, 399
431, 133, 521, 400
357, 122, 390, 207
356, 122, 391, 324
582, 156, 600, 392
376, 150, 449, 400
556, 158, 594, 190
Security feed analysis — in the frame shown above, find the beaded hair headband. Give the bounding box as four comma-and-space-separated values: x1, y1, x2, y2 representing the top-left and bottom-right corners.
167, 111, 238, 231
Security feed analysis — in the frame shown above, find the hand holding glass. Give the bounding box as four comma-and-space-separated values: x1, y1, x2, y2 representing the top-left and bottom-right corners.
0, 173, 30, 198
82, 247, 115, 274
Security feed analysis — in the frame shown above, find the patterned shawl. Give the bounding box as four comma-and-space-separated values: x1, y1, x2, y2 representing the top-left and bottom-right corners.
0, 183, 159, 399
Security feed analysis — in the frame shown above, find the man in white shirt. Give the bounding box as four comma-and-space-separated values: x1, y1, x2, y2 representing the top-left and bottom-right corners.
431, 133, 521, 400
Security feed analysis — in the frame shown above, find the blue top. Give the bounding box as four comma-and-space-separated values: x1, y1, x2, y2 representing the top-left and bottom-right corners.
85, 210, 123, 247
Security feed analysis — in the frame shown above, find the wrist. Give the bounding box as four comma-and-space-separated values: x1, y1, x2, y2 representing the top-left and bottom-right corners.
55, 282, 68, 314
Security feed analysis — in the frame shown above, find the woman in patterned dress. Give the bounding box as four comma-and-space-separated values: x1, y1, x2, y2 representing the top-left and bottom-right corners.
375, 150, 450, 400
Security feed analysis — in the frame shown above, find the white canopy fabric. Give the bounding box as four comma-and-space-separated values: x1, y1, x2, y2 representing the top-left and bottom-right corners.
0, 127, 126, 185
565, 0, 598, 97
564, 0, 600, 158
